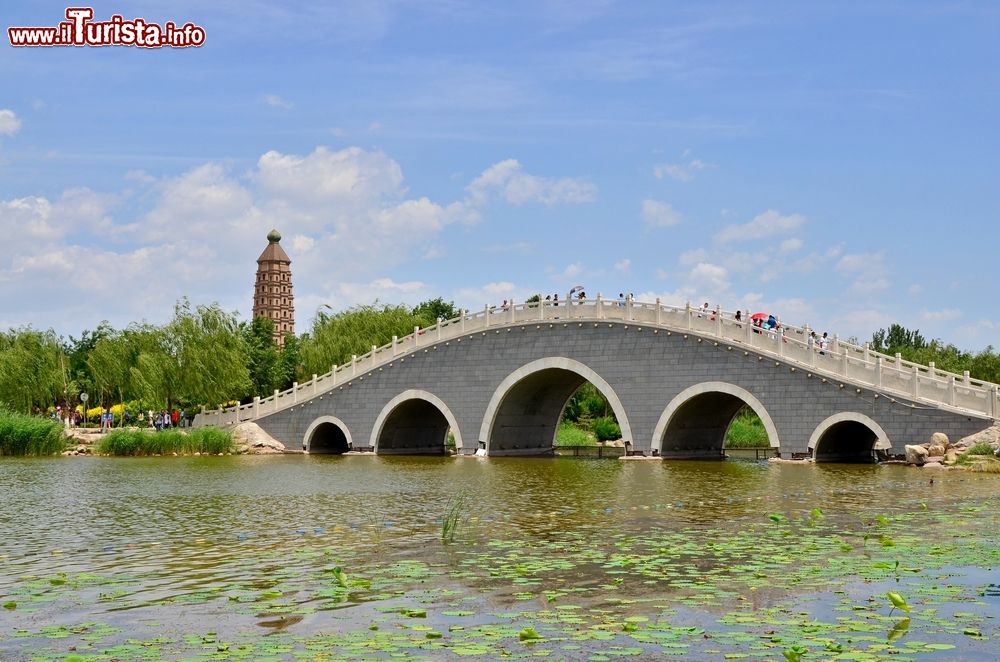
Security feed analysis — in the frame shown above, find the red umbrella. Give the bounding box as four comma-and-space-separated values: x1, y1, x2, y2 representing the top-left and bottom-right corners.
750, 312, 768, 321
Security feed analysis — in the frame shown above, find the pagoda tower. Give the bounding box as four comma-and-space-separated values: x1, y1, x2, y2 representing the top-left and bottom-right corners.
252, 229, 295, 346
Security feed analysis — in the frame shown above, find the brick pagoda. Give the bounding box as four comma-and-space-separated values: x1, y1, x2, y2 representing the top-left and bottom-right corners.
252, 228, 294, 346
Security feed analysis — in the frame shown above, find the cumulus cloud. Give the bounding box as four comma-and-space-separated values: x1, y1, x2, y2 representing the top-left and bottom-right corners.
641, 199, 683, 228
779, 238, 803, 253
466, 159, 597, 206
921, 308, 962, 322
653, 158, 707, 182
715, 209, 806, 243
0, 109, 21, 136
688, 262, 730, 295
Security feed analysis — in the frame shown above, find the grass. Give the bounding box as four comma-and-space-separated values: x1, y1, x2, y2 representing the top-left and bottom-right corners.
555, 421, 598, 447
965, 442, 995, 456
0, 409, 66, 456
725, 409, 771, 448
97, 427, 234, 456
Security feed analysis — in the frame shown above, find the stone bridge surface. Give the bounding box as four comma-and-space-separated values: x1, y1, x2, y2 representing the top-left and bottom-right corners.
198, 301, 996, 461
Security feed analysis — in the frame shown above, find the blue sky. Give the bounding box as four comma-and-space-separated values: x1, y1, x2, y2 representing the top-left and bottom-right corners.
1, 1, 997, 348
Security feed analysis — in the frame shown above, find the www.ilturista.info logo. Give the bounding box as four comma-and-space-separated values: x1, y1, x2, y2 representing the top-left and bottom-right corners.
8, 8, 206, 48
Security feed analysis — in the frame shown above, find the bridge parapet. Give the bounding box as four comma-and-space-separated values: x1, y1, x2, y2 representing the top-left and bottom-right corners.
195, 298, 1000, 427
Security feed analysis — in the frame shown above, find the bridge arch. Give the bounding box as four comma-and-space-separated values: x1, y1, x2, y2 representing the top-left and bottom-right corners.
652, 382, 780, 458
370, 389, 464, 455
809, 412, 889, 463
303, 415, 353, 454
480, 357, 633, 456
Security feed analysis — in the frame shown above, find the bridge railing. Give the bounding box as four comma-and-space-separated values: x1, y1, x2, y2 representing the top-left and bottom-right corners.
195, 297, 1000, 427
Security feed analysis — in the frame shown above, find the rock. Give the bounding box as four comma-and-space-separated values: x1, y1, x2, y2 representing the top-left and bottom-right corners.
929, 432, 950, 449
923, 461, 946, 469
944, 449, 959, 465
231, 422, 286, 455
927, 444, 947, 457
958, 424, 1000, 450
905, 444, 929, 465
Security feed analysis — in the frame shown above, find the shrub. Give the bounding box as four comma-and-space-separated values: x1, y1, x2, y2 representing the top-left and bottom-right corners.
725, 409, 770, 448
555, 421, 596, 446
0, 409, 66, 456
593, 416, 621, 442
966, 442, 995, 456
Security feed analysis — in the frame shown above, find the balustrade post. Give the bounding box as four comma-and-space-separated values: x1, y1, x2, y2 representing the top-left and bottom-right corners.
331, 366, 337, 386
627, 296, 634, 322
963, 370, 971, 384
351, 355, 357, 376
655, 298, 662, 325
806, 325, 815, 366
992, 386, 998, 418
484, 304, 491, 328
928, 361, 936, 377
253, 396, 260, 418
539, 299, 545, 321
685, 302, 692, 329
597, 294, 604, 320
911, 365, 919, 397
831, 334, 840, 353
392, 335, 398, 356
948, 376, 956, 406
437, 320, 442, 340
312, 374, 318, 394
292, 381, 298, 403
875, 357, 882, 387
715, 305, 722, 336
461, 310, 466, 332
863, 342, 870, 363
895, 352, 902, 368
841, 347, 848, 374
273, 389, 279, 400
414, 326, 420, 346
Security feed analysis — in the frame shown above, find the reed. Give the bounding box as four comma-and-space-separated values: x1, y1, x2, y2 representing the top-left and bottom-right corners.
97, 427, 234, 456
441, 494, 467, 544
0, 409, 66, 456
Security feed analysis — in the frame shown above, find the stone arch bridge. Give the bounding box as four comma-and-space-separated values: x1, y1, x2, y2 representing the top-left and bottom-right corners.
196, 300, 997, 461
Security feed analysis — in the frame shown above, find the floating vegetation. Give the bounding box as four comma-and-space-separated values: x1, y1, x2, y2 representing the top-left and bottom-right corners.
2, 460, 999, 659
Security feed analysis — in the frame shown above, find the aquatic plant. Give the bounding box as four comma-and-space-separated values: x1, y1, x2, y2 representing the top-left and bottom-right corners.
96, 427, 234, 456
0, 408, 66, 456
965, 442, 995, 456
441, 494, 467, 544
886, 591, 911, 615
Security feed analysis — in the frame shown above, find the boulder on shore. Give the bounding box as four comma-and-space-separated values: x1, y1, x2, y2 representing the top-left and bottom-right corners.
929, 432, 950, 449
904, 444, 929, 466
231, 422, 285, 454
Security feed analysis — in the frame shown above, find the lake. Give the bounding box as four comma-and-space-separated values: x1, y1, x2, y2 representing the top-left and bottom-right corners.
1, 455, 998, 660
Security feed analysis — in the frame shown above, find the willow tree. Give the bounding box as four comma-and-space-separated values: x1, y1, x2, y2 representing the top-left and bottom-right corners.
298, 303, 426, 378
0, 328, 66, 413
158, 300, 251, 409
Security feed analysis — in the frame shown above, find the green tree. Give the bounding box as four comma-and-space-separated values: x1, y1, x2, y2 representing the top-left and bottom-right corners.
241, 316, 285, 399
871, 324, 927, 354
299, 303, 427, 378
412, 297, 460, 326
0, 328, 66, 413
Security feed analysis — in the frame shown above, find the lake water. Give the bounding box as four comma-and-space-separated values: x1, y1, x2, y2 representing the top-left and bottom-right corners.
1, 456, 998, 660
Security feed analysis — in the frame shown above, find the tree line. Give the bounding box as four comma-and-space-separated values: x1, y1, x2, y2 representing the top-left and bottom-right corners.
0, 297, 459, 417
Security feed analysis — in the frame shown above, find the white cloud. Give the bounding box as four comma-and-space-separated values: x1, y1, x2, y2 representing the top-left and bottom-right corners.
921, 308, 962, 322
291, 234, 315, 252
779, 237, 803, 253
422, 245, 445, 260
0, 109, 21, 136
835, 252, 884, 274
466, 159, 597, 206
262, 94, 293, 109
688, 262, 730, 295
715, 210, 806, 243
454, 281, 521, 307
483, 241, 535, 254
678, 248, 708, 267
653, 158, 707, 182
561, 262, 583, 278
256, 146, 403, 206
614, 258, 631, 272
641, 199, 683, 228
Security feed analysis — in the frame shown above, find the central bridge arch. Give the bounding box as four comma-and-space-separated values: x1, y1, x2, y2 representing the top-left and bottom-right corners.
371, 389, 464, 455
652, 381, 780, 458
480, 357, 633, 456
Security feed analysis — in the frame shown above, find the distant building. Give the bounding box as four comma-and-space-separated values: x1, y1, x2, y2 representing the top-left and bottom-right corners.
252, 229, 294, 346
